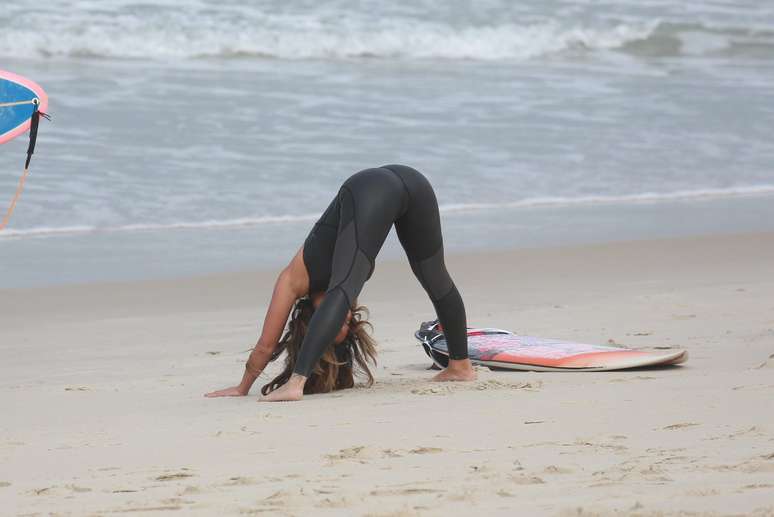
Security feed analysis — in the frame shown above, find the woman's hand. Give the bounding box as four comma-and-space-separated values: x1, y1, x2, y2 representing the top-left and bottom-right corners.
204, 385, 248, 397
205, 248, 308, 400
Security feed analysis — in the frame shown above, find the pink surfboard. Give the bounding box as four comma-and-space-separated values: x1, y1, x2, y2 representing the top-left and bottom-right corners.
415, 320, 688, 372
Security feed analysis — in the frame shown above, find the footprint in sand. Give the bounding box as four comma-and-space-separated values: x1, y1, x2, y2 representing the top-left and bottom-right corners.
610, 376, 657, 383
543, 465, 573, 475
222, 476, 256, 486
326, 445, 444, 463
363, 507, 431, 517
661, 422, 700, 431
474, 380, 542, 391
563, 440, 628, 453
707, 426, 765, 441
325, 446, 373, 464
635, 465, 673, 483
411, 380, 540, 396
369, 487, 444, 497
318, 496, 349, 508
685, 488, 720, 496
160, 497, 195, 506
385, 446, 444, 458
65, 484, 92, 493
382, 449, 403, 458
755, 353, 774, 369
110, 505, 182, 513
510, 474, 545, 485
707, 456, 774, 474
33, 485, 91, 496
741, 461, 774, 474
739, 483, 774, 491
411, 385, 456, 395
257, 489, 295, 508
155, 472, 195, 482
409, 447, 443, 455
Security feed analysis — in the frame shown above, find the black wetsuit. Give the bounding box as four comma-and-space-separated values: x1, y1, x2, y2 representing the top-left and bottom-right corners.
295, 164, 468, 377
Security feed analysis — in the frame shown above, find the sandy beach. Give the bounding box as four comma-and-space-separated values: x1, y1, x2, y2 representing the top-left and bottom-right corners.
4, 2, 773, 514
1, 231, 773, 516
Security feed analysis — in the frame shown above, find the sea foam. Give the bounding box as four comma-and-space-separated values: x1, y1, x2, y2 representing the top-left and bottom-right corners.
0, 14, 661, 61
3, 185, 773, 240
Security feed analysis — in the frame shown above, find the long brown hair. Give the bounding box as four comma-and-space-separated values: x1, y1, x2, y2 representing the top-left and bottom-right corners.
261, 297, 378, 395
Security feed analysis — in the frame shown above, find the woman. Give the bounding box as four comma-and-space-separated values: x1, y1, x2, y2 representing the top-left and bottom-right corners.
206, 164, 475, 402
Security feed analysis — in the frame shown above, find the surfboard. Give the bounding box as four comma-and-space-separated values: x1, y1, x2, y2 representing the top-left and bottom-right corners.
0, 69, 48, 145
415, 320, 688, 372
1, 70, 50, 231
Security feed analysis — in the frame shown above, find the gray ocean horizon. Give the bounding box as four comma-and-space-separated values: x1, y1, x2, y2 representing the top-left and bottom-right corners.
1, 1, 773, 288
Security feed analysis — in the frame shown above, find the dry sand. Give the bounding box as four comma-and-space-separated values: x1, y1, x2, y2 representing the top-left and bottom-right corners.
1, 232, 773, 516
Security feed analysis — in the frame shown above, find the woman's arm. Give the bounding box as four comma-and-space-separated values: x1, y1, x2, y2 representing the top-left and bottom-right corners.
242, 249, 308, 389
205, 247, 309, 397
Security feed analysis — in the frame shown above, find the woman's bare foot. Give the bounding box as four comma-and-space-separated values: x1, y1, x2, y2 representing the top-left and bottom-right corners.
260, 374, 307, 402
431, 358, 477, 382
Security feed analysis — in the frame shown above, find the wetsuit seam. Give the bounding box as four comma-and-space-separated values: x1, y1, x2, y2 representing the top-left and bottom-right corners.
433, 283, 456, 304
333, 186, 359, 305
344, 183, 377, 275
331, 284, 352, 309
341, 185, 370, 265
302, 236, 320, 293
341, 186, 359, 249
414, 243, 444, 264
381, 166, 411, 216
413, 243, 454, 302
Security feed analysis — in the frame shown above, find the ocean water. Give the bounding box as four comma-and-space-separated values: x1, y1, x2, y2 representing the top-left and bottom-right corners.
1, 1, 773, 287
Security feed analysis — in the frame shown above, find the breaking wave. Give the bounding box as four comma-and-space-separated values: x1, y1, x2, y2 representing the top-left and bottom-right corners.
4, 14, 771, 63
0, 14, 662, 61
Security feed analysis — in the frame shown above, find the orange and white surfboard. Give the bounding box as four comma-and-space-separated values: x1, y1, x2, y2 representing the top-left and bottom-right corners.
416, 320, 688, 371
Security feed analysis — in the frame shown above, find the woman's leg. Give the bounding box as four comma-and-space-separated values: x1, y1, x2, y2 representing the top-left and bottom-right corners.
382, 165, 471, 368
292, 170, 404, 379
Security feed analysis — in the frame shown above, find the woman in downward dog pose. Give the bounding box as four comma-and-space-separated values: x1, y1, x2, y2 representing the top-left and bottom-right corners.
206, 164, 474, 402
